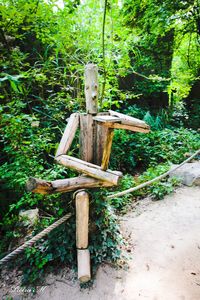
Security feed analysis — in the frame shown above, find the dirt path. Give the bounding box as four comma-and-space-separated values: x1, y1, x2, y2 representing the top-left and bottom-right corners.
2, 186, 200, 300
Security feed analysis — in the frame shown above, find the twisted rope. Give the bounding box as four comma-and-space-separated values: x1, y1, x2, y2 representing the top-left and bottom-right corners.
0, 213, 72, 266
107, 148, 200, 199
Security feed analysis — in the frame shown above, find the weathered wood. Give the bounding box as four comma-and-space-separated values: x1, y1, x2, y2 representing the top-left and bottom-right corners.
101, 128, 114, 170
55, 113, 80, 157
79, 114, 94, 162
109, 110, 149, 129
75, 190, 89, 249
77, 249, 91, 283
98, 121, 150, 133
97, 111, 110, 116
55, 154, 122, 175
26, 176, 114, 194
93, 115, 120, 123
55, 155, 121, 185
85, 64, 98, 114
26, 177, 52, 194
94, 122, 108, 165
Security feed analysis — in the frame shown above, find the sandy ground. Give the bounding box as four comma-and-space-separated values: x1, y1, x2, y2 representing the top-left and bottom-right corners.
1, 185, 200, 300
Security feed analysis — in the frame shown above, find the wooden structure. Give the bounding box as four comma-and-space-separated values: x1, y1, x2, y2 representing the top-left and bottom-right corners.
26, 63, 150, 283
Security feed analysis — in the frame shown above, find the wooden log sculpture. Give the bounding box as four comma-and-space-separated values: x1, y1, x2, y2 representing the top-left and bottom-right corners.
26, 63, 150, 283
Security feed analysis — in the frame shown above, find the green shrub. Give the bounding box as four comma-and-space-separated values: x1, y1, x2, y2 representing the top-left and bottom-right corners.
138, 164, 181, 200
111, 127, 200, 172
108, 163, 181, 214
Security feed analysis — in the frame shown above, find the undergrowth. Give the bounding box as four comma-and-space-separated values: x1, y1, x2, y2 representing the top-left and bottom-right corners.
108, 163, 181, 212
1, 115, 199, 287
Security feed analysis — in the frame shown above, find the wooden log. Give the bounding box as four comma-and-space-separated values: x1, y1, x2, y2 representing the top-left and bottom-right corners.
85, 64, 98, 114
77, 249, 91, 283
26, 177, 52, 194
94, 122, 108, 165
55, 155, 121, 185
97, 111, 110, 116
93, 115, 120, 123
55, 113, 80, 157
98, 121, 150, 133
101, 128, 114, 170
26, 176, 113, 194
79, 114, 94, 162
56, 154, 122, 175
53, 176, 113, 191
75, 190, 89, 249
109, 110, 149, 129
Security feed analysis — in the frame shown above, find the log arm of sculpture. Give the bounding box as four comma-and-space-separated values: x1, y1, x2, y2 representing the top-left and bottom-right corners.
98, 122, 150, 133
109, 110, 150, 129
93, 111, 150, 171
93, 111, 150, 133
26, 176, 113, 194
55, 112, 80, 157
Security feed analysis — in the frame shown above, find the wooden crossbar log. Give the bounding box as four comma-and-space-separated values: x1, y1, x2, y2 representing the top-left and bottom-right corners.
55, 155, 122, 185
93, 111, 150, 133
26, 176, 113, 194
98, 122, 150, 133
93, 115, 120, 123
109, 110, 149, 129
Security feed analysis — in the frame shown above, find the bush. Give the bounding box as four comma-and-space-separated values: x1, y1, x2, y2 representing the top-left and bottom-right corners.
110, 127, 200, 172
108, 163, 181, 214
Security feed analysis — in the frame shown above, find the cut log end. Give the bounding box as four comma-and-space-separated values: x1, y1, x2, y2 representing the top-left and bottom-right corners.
26, 177, 52, 194
26, 176, 114, 195
77, 249, 91, 283
79, 275, 91, 283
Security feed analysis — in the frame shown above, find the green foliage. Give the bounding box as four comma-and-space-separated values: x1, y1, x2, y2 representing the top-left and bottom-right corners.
138, 164, 181, 200
122, 0, 200, 107
111, 125, 200, 172
89, 190, 124, 267
21, 219, 77, 285
109, 163, 181, 213
109, 174, 135, 211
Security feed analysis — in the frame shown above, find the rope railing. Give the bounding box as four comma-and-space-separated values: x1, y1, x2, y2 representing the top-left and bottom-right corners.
0, 213, 72, 266
107, 148, 200, 199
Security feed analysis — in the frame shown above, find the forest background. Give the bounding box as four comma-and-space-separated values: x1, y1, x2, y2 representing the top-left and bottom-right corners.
0, 0, 200, 287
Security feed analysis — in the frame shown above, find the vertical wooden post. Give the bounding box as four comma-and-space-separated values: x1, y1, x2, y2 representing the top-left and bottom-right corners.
76, 190, 89, 249
79, 114, 94, 163
77, 249, 91, 283
101, 128, 114, 170
76, 63, 99, 283
94, 123, 108, 165
75, 190, 91, 283
79, 63, 98, 165
85, 63, 98, 114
